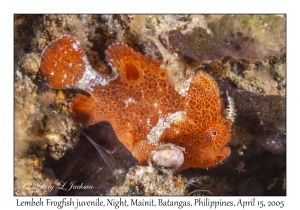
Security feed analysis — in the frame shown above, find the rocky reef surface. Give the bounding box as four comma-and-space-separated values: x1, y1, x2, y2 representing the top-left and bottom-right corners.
14, 14, 285, 196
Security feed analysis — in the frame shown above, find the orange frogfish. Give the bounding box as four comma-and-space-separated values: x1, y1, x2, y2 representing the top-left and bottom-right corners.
39, 35, 233, 171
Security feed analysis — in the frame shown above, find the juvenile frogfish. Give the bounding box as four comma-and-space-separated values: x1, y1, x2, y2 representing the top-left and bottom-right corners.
39, 35, 233, 171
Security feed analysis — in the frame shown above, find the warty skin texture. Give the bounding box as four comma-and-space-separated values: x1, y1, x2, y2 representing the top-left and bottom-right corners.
39, 35, 233, 170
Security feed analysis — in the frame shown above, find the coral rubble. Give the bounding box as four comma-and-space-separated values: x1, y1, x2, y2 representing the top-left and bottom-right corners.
108, 166, 185, 196
14, 69, 76, 195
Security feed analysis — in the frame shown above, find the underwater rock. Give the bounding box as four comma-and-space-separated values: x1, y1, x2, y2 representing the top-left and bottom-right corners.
169, 15, 285, 63
184, 175, 234, 196
21, 52, 40, 74
237, 177, 264, 196
199, 52, 286, 97
14, 69, 74, 195
217, 79, 286, 154
39, 35, 233, 170
44, 122, 138, 195
108, 165, 185, 195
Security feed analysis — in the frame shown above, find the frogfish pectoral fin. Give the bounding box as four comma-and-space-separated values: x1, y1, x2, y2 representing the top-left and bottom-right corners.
71, 93, 101, 125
